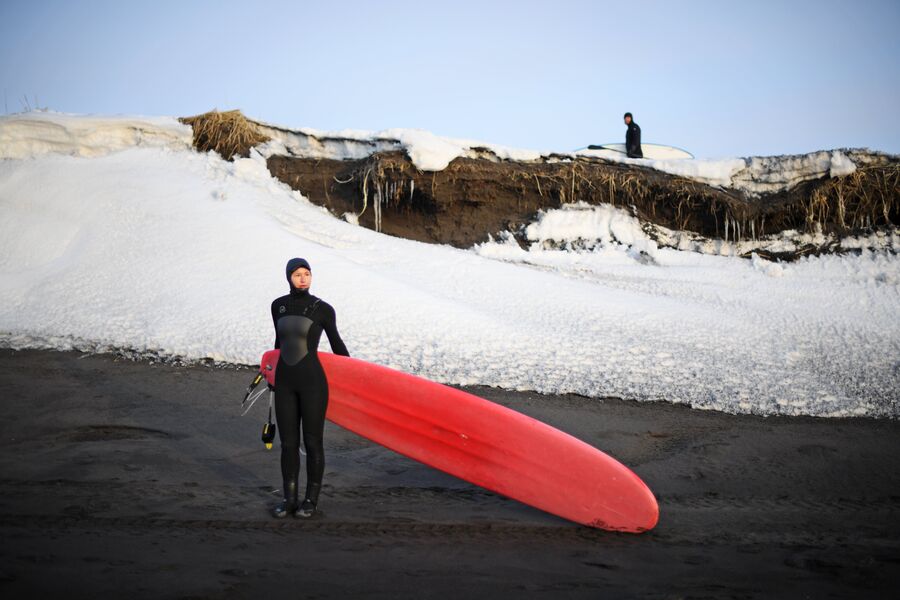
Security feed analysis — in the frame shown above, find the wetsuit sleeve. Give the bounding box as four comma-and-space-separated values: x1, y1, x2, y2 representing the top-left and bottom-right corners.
322, 305, 350, 357
271, 301, 281, 349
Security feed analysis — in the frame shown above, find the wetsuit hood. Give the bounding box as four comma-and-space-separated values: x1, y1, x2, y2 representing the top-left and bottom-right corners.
286, 257, 312, 295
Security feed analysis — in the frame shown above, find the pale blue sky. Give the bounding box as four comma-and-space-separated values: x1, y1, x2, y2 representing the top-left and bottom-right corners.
2, 0, 898, 157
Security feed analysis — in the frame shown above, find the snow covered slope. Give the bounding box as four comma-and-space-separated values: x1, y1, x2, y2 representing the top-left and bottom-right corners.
1, 112, 898, 417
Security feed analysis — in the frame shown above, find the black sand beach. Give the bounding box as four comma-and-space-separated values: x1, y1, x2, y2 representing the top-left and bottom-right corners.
0, 348, 897, 599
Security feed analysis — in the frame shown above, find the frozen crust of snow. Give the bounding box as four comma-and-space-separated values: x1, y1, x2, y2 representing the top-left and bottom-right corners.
1, 114, 898, 418
0, 111, 193, 159
253, 119, 545, 172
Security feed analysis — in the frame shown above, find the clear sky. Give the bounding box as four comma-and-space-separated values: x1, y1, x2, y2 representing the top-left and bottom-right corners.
2, 0, 898, 157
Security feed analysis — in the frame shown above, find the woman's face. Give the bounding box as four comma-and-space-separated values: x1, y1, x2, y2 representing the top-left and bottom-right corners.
291, 267, 312, 290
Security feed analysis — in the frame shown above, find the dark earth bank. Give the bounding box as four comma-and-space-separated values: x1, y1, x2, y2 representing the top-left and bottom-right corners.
266, 150, 899, 254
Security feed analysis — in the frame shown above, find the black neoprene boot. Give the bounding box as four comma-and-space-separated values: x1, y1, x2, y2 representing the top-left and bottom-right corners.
296, 481, 321, 518
273, 478, 298, 518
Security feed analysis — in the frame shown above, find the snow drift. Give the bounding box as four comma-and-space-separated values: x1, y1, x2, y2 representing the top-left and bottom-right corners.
0, 111, 192, 159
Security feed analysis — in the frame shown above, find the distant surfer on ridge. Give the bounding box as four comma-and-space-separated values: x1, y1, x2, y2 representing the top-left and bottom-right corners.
269, 257, 350, 518
624, 112, 643, 158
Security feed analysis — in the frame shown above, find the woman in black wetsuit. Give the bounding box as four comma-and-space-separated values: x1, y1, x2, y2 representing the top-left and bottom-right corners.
271, 257, 350, 518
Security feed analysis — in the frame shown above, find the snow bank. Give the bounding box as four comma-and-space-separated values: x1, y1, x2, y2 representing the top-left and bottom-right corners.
378, 129, 468, 171
573, 148, 861, 194
1, 112, 898, 418
572, 148, 746, 187
483, 201, 900, 262
730, 150, 859, 195
518, 202, 660, 260
0, 111, 192, 159
253, 119, 544, 171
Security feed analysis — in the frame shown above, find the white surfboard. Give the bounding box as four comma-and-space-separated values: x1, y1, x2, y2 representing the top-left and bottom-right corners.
577, 143, 694, 160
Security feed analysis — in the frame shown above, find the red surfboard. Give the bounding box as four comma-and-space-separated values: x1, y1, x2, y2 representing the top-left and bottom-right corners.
257, 349, 658, 532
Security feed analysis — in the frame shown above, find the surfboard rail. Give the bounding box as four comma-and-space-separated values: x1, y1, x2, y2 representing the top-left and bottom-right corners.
578, 143, 694, 160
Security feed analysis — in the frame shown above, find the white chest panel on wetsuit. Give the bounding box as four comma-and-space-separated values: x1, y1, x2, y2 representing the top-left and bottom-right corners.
277, 315, 314, 366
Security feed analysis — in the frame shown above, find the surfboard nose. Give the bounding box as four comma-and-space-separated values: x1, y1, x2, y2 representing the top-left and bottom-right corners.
302, 350, 661, 533
588, 480, 659, 533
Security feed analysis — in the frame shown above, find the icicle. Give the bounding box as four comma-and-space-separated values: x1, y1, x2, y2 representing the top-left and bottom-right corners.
358, 168, 370, 219
379, 182, 385, 232
409, 179, 415, 202
378, 183, 383, 232
374, 182, 382, 233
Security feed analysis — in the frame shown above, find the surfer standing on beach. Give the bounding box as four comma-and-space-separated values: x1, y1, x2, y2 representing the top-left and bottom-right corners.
270, 257, 350, 518
624, 112, 643, 158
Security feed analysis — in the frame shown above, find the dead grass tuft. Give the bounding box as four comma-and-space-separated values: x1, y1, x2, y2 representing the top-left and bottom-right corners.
179, 109, 269, 161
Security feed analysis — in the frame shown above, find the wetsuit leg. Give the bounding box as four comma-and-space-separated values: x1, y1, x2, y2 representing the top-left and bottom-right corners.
300, 384, 329, 489
274, 383, 301, 498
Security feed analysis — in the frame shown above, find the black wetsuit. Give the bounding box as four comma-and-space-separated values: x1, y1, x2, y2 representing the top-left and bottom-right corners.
271, 286, 349, 507
626, 121, 643, 158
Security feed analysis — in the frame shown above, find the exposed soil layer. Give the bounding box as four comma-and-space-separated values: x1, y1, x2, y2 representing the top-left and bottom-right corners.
267, 151, 900, 248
